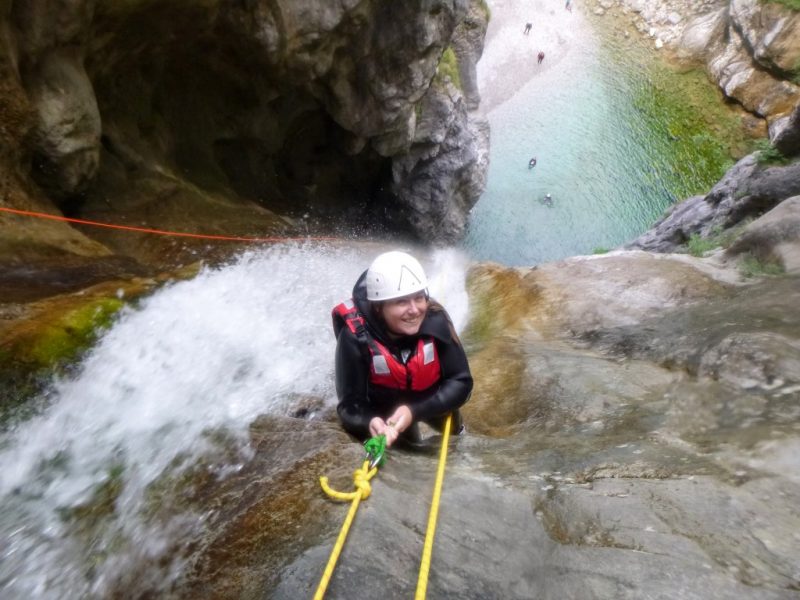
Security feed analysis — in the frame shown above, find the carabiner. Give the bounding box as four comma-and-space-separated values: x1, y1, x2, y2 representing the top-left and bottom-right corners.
368, 452, 384, 469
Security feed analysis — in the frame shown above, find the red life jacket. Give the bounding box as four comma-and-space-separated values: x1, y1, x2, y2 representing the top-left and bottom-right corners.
332, 300, 441, 391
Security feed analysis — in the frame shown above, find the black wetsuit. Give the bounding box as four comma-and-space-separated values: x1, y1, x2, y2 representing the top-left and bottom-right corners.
334, 271, 473, 440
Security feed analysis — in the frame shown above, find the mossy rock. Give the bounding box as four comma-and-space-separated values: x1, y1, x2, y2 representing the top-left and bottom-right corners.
21, 297, 124, 366
0, 261, 210, 418
766, 0, 800, 11
436, 47, 462, 90
0, 280, 153, 415
462, 263, 542, 346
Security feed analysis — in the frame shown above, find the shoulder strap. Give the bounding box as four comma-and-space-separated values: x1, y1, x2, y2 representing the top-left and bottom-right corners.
332, 300, 367, 340
332, 300, 375, 369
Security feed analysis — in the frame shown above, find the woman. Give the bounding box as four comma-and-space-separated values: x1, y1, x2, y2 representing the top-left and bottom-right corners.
332, 251, 473, 447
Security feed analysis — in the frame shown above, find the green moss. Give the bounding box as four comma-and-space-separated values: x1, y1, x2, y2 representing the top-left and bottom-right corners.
754, 138, 791, 165
739, 253, 785, 277
478, 0, 491, 20
765, 0, 800, 10
687, 233, 720, 256
462, 283, 493, 346
436, 47, 462, 90
592, 247, 611, 254
594, 13, 759, 199
626, 66, 748, 198
685, 223, 749, 256
1, 295, 127, 421
24, 298, 124, 368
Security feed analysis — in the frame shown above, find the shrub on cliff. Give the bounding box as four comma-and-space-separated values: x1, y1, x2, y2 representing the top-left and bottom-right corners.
436, 47, 462, 90
767, 0, 800, 11
754, 139, 791, 165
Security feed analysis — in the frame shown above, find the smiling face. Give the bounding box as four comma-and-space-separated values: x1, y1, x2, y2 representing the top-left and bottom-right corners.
378, 291, 429, 337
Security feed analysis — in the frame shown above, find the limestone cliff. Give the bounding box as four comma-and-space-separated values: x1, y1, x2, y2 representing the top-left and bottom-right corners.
627, 154, 800, 254
603, 0, 800, 256
0, 0, 489, 268
603, 0, 800, 148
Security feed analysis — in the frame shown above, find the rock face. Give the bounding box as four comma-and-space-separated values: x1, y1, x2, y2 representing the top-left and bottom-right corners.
0, 5, 110, 266
391, 79, 490, 242
94, 251, 796, 599
388, 0, 490, 243
628, 154, 800, 252
773, 102, 800, 156
1, 0, 490, 262
726, 195, 800, 274
612, 0, 800, 145
731, 0, 800, 76
11, 0, 101, 198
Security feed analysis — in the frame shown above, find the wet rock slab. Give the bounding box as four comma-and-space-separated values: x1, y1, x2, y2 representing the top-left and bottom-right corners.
176, 252, 800, 599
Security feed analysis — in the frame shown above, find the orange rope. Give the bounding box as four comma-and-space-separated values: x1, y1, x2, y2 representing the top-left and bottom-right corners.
0, 206, 339, 243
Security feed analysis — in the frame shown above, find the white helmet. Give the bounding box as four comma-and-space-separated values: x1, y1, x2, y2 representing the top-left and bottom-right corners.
366, 251, 428, 301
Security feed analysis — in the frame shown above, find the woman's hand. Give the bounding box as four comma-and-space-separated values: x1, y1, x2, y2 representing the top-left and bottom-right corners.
384, 405, 412, 447
368, 405, 413, 448
386, 405, 412, 434
369, 417, 387, 438
368, 417, 399, 447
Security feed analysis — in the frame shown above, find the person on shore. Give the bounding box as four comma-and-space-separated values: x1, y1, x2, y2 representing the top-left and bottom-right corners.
537, 51, 545, 65
332, 251, 473, 448
524, 22, 532, 35
529, 157, 537, 169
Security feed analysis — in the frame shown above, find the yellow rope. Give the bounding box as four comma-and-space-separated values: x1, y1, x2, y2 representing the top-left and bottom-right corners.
314, 460, 377, 600
415, 412, 452, 600
315, 414, 454, 599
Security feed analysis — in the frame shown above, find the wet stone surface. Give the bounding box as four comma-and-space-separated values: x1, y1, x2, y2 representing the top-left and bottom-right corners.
171, 252, 800, 599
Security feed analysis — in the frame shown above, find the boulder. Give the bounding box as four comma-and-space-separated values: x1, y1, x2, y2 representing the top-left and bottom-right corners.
706, 156, 800, 228
706, 25, 800, 124
629, 155, 800, 252
730, 0, 800, 76
24, 49, 101, 198
725, 195, 800, 274
677, 8, 728, 63
12, 0, 101, 199
626, 195, 712, 252
771, 102, 800, 157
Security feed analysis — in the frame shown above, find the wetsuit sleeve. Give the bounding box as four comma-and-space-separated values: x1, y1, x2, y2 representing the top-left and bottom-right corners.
409, 331, 473, 423
335, 328, 373, 439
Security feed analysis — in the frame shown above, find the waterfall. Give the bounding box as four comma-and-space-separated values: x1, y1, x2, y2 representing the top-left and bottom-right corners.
0, 243, 470, 598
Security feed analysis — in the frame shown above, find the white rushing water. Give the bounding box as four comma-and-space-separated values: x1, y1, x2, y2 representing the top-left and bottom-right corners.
0, 243, 470, 598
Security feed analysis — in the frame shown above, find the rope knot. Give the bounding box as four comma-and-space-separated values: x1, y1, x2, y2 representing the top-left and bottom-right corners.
353, 467, 372, 499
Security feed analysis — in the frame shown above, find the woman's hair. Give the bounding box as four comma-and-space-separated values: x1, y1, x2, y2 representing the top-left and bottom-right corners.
428, 299, 463, 345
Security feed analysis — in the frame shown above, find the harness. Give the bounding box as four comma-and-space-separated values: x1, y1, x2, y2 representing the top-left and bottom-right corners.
332, 300, 441, 391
